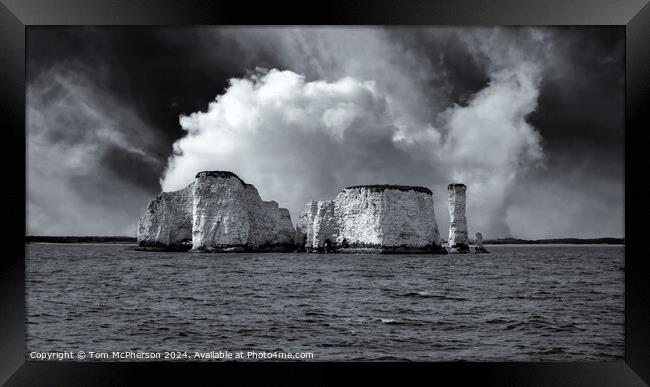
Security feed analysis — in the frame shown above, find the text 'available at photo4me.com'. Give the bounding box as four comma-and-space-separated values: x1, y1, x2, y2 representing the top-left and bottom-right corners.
29, 350, 316, 361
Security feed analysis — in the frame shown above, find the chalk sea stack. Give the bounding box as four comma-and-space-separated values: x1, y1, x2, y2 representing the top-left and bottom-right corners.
447, 183, 470, 253
137, 171, 295, 252
474, 232, 489, 253
295, 185, 447, 254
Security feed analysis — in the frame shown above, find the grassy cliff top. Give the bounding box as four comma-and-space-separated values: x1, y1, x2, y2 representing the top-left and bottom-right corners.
345, 185, 432, 195
195, 171, 247, 185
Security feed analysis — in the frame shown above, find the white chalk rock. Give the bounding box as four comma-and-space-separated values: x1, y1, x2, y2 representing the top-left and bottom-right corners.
447, 183, 469, 252
137, 171, 295, 251
474, 231, 489, 253
296, 185, 445, 253
137, 183, 194, 250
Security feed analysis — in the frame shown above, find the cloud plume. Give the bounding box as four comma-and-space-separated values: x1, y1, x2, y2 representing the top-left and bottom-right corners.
27, 63, 165, 236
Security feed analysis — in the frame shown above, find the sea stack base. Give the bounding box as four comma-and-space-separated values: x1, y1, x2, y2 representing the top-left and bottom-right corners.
307, 244, 448, 254
446, 244, 470, 254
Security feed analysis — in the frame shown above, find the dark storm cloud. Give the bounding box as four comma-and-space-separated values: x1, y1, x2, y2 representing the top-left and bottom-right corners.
26, 26, 624, 238
528, 27, 625, 155
26, 60, 165, 235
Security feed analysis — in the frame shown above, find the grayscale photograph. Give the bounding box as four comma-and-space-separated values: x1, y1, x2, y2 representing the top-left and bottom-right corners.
26, 26, 624, 361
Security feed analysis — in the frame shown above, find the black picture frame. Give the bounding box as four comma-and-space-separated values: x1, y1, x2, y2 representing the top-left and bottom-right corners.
1, 0, 648, 385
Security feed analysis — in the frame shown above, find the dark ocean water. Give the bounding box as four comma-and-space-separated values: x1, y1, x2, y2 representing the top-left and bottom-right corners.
25, 243, 624, 361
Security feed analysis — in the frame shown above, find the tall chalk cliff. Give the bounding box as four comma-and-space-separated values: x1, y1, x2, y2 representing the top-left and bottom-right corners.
296, 185, 445, 254
138, 171, 295, 252
447, 183, 469, 252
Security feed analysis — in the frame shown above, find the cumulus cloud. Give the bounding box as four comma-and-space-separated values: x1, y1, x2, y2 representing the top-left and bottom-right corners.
205, 28, 452, 138
162, 68, 409, 217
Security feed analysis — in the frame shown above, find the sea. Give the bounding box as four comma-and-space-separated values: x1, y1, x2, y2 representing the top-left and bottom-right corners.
25, 243, 624, 361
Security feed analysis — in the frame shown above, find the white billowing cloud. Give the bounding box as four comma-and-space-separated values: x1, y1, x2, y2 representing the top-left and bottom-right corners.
162, 68, 407, 218
27, 64, 164, 236
161, 62, 545, 237
210, 28, 449, 144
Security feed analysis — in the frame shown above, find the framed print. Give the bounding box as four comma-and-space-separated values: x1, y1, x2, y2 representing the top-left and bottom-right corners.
1, 0, 649, 385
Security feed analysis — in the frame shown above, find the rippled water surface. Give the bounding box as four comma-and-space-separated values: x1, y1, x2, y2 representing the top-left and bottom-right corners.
26, 243, 624, 361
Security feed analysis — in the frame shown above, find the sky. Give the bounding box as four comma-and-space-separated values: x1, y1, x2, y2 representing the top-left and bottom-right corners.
26, 26, 624, 239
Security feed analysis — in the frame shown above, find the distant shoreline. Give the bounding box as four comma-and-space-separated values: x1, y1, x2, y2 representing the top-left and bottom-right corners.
25, 236, 624, 245
482, 237, 624, 245
25, 236, 137, 244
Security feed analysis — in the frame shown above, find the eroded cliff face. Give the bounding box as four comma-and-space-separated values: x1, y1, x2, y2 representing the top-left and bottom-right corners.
137, 184, 194, 250
447, 183, 469, 252
137, 171, 295, 252
296, 185, 445, 253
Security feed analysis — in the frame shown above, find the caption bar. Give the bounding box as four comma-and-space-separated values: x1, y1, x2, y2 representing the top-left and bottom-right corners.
29, 350, 315, 360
